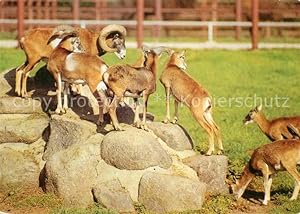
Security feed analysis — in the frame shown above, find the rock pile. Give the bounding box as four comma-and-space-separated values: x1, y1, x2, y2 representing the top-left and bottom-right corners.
0, 68, 228, 213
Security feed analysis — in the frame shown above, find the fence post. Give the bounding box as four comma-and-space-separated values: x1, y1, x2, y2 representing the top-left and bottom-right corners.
45, 0, 50, 21
52, 0, 57, 19
208, 22, 214, 43
17, 0, 24, 42
251, 0, 259, 50
73, 0, 80, 22
28, 0, 33, 29
136, 0, 144, 48
212, 0, 218, 38
0, 0, 3, 32
154, 0, 162, 38
235, 0, 242, 40
37, 0, 42, 20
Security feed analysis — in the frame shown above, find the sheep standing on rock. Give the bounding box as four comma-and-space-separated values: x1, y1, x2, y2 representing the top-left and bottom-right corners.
46, 30, 110, 126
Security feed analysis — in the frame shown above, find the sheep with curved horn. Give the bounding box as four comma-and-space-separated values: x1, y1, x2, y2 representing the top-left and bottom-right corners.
15, 24, 127, 98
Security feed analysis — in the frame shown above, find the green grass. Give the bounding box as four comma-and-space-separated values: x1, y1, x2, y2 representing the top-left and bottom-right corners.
1, 48, 300, 213
50, 204, 117, 214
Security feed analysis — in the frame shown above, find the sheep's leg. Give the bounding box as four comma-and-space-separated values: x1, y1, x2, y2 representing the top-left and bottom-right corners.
21, 72, 30, 98
15, 62, 26, 96
93, 90, 107, 126
77, 84, 83, 95
191, 108, 214, 155
285, 165, 300, 200
20, 59, 39, 98
109, 95, 124, 131
172, 99, 179, 124
261, 163, 271, 205
133, 98, 140, 126
204, 108, 223, 155
141, 91, 149, 131
63, 82, 69, 112
55, 73, 64, 114
163, 87, 171, 123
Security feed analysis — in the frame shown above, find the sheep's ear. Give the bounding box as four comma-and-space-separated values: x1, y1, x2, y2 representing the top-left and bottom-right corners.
167, 49, 175, 56
256, 104, 262, 112
142, 45, 150, 52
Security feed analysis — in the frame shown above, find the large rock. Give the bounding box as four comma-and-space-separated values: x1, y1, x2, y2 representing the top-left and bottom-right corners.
0, 68, 15, 97
138, 172, 207, 213
44, 135, 103, 207
0, 113, 49, 144
0, 139, 46, 190
183, 155, 228, 194
92, 179, 135, 213
147, 122, 193, 151
101, 128, 172, 170
0, 97, 44, 114
43, 110, 97, 160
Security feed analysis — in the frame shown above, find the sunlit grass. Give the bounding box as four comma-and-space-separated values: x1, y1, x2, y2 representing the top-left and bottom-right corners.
1, 48, 300, 213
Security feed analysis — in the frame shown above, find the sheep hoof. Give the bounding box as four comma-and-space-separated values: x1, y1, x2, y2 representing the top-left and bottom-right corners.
15, 88, 21, 96
217, 150, 224, 155
205, 151, 213, 156
133, 122, 141, 128
22, 94, 30, 99
55, 107, 65, 115
163, 118, 170, 124
96, 120, 104, 127
115, 125, 125, 131
171, 117, 178, 124
141, 124, 149, 131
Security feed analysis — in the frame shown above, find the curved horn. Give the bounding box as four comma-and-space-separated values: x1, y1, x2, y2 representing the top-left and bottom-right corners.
47, 25, 77, 45
98, 24, 127, 52
152, 46, 172, 55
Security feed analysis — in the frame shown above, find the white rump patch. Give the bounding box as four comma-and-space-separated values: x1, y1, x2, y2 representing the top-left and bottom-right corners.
73, 79, 85, 84
274, 164, 281, 170
244, 120, 254, 125
100, 64, 108, 76
65, 53, 77, 72
49, 38, 62, 49
97, 81, 107, 91
203, 97, 212, 112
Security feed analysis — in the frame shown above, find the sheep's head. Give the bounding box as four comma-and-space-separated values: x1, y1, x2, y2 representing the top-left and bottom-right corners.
243, 104, 262, 125
47, 26, 84, 52
98, 25, 127, 59
167, 50, 187, 71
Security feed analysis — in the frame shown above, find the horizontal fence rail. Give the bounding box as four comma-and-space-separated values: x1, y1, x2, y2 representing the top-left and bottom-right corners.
2, 19, 300, 27
1, 20, 300, 48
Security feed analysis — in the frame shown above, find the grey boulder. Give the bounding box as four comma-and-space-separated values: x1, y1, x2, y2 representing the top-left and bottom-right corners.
0, 113, 49, 144
92, 179, 135, 213
183, 155, 229, 193
101, 128, 172, 170
138, 172, 207, 213
43, 110, 97, 160
147, 122, 193, 151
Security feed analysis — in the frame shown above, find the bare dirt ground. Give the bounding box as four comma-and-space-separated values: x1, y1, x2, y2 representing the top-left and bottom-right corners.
0, 186, 273, 214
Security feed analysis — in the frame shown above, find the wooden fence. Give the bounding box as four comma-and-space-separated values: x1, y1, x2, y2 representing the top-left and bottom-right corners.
1, 0, 300, 49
